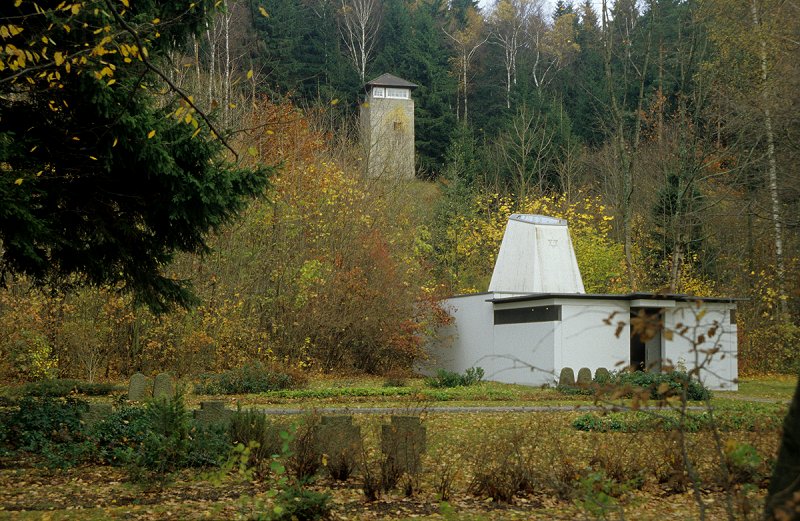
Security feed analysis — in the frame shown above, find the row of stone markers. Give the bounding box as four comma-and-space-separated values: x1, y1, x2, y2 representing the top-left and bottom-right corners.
194, 400, 427, 477
120, 373, 428, 477
82, 372, 177, 429
558, 367, 611, 386
128, 372, 175, 401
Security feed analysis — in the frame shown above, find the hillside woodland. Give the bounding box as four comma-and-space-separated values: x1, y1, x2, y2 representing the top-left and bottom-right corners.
0, 0, 798, 381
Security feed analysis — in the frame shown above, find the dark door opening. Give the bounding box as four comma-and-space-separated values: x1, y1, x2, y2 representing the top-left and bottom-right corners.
630, 308, 663, 372
630, 313, 646, 371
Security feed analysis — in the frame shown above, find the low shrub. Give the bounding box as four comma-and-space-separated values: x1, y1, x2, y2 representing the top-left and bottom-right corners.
605, 370, 711, 401
574, 470, 627, 519
89, 405, 149, 464
20, 379, 123, 397
0, 396, 95, 468
186, 423, 231, 468
287, 418, 321, 482
229, 408, 282, 470
724, 440, 765, 485
196, 363, 306, 395
468, 428, 534, 503
268, 485, 332, 521
572, 404, 782, 433
426, 367, 484, 388
556, 384, 594, 396
0, 396, 87, 453
126, 394, 232, 480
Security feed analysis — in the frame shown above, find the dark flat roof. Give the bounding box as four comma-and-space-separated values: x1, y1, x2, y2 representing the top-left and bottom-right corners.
487, 292, 745, 304
365, 73, 418, 88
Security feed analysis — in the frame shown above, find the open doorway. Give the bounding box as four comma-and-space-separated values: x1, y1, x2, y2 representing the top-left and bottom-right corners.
630, 308, 663, 372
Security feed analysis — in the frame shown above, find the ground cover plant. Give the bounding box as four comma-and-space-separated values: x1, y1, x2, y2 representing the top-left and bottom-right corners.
195, 364, 307, 395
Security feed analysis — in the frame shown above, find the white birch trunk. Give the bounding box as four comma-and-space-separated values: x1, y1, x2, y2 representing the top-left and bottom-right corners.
751, 0, 788, 317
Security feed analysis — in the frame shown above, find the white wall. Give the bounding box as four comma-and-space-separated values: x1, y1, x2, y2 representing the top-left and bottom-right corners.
663, 303, 738, 391
424, 293, 555, 386
423, 293, 494, 375
491, 320, 555, 386
425, 294, 738, 391
557, 299, 630, 382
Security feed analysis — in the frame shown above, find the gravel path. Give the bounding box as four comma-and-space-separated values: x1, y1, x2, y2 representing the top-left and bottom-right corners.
256, 404, 708, 415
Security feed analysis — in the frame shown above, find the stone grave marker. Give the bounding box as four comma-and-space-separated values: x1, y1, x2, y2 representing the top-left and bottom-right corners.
152, 372, 174, 400
318, 416, 362, 479
594, 367, 611, 382
577, 367, 593, 386
194, 401, 233, 427
128, 372, 150, 401
82, 403, 113, 429
381, 415, 426, 475
558, 367, 575, 387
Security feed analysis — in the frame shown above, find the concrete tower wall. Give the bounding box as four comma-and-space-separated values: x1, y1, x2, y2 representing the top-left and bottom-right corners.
361, 92, 415, 179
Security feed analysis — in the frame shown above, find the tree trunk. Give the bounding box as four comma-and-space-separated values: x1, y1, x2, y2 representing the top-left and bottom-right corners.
751, 0, 788, 319
765, 376, 800, 519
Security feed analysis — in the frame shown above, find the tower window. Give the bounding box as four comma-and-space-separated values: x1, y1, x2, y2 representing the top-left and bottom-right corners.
386, 87, 409, 99
372, 87, 385, 98
393, 121, 403, 130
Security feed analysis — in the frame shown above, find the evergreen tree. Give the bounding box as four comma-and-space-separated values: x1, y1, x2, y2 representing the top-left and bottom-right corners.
558, 0, 607, 144
249, 0, 358, 104
448, 0, 481, 29
577, 0, 600, 47
0, 1, 270, 313
373, 0, 457, 177
248, 0, 306, 95
553, 0, 575, 21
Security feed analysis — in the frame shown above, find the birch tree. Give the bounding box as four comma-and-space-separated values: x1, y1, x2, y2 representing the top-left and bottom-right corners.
701, 0, 799, 318
443, 7, 489, 123
337, 0, 382, 83
529, 10, 579, 90
490, 0, 538, 109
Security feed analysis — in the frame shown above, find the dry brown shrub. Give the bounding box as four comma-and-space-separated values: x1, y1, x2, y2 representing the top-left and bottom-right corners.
589, 433, 647, 491
468, 426, 536, 503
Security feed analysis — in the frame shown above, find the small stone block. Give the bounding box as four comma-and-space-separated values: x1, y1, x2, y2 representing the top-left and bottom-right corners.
577, 367, 592, 386
381, 415, 426, 475
594, 367, 611, 382
318, 416, 361, 465
82, 403, 113, 429
194, 400, 233, 427
128, 372, 151, 401
558, 367, 575, 387
152, 372, 174, 400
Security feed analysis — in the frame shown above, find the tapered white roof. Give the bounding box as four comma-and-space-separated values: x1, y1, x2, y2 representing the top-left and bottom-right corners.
488, 214, 585, 294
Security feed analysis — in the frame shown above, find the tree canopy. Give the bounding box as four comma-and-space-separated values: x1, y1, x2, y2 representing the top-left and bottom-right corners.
0, 0, 270, 313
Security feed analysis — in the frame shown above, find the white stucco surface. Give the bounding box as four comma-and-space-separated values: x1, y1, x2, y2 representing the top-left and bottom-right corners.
488, 216, 585, 294
426, 295, 739, 391
557, 299, 630, 380
663, 303, 738, 391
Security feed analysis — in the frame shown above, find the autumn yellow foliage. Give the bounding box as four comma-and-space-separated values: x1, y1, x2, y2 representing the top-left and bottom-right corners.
440, 191, 626, 294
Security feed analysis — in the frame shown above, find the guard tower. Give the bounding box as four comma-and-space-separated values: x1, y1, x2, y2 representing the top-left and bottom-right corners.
360, 73, 417, 179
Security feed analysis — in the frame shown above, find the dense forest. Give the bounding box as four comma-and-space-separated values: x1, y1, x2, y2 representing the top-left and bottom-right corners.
0, 0, 798, 381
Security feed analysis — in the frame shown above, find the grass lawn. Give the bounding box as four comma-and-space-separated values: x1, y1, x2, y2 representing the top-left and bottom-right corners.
728, 374, 797, 401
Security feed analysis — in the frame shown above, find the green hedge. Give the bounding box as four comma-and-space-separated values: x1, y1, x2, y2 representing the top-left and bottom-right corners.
195, 363, 304, 395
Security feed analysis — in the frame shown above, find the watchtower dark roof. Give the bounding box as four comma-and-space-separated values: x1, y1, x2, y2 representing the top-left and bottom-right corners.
364, 73, 418, 89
